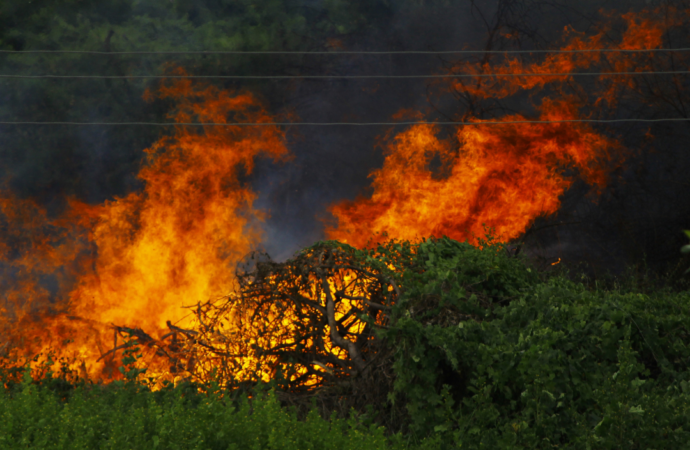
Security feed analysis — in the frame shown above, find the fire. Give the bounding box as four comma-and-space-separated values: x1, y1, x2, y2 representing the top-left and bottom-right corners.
176, 242, 399, 391
0, 193, 92, 361
327, 101, 618, 247
2, 7, 688, 389
327, 6, 689, 248
1, 73, 289, 383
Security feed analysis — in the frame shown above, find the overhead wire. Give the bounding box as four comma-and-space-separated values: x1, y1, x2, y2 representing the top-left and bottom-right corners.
1, 48, 690, 55
0, 47, 688, 126
1, 118, 688, 126
0, 70, 688, 79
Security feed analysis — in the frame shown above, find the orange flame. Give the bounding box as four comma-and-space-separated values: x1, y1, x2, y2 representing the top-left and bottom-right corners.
326, 7, 689, 248
0, 194, 92, 361
327, 102, 618, 247
1, 74, 289, 382
2, 7, 688, 388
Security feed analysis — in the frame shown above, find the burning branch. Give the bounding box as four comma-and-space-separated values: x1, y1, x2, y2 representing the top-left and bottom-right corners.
162, 241, 403, 392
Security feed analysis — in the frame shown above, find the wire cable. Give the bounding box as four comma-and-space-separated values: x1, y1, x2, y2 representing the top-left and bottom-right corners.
1, 118, 687, 126
1, 70, 688, 80
1, 48, 690, 55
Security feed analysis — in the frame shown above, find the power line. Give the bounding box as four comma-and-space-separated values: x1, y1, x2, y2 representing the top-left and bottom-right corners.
1, 70, 688, 80
1, 48, 690, 55
0, 118, 687, 126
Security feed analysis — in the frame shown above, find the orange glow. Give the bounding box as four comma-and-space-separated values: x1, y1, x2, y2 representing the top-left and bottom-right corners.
446, 7, 687, 105
0, 193, 93, 376
175, 246, 394, 391
2, 7, 689, 389
326, 7, 689, 248
1, 73, 289, 383
327, 100, 619, 247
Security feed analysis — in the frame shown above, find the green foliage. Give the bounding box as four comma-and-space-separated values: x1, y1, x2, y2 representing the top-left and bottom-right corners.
399, 236, 539, 315
682, 230, 690, 274
682, 231, 690, 255
116, 336, 150, 388
0, 381, 406, 450
0, 349, 91, 404
380, 237, 690, 448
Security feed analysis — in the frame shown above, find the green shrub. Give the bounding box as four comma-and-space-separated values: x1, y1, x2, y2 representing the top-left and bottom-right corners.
382, 237, 690, 449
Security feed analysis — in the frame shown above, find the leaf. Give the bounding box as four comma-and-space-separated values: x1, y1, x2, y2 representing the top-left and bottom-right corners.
594, 416, 611, 434
629, 405, 645, 414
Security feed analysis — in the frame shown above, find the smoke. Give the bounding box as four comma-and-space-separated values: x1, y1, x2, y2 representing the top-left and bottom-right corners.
266, 1, 690, 278
1, 0, 689, 275
1, 0, 689, 384
255, 1, 493, 260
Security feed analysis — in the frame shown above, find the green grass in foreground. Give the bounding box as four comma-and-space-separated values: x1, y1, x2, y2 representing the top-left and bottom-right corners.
0, 378, 406, 450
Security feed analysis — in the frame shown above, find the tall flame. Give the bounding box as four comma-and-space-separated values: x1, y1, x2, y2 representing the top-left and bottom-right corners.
326, 99, 619, 247
1, 74, 289, 381
326, 7, 688, 247
2, 6, 688, 387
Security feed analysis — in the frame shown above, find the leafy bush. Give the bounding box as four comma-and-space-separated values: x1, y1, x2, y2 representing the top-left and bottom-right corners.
380, 237, 690, 448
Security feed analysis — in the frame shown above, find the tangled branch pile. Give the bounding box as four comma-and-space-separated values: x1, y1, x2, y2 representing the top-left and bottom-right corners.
158, 241, 414, 401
